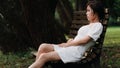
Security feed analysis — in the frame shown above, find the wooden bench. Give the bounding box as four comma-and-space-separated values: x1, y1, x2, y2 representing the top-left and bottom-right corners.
44, 8, 109, 68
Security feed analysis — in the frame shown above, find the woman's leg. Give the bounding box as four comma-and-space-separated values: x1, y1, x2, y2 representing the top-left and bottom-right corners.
36, 43, 54, 60
28, 51, 61, 68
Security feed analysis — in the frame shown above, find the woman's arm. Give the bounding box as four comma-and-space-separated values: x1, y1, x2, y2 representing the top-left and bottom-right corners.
59, 35, 92, 47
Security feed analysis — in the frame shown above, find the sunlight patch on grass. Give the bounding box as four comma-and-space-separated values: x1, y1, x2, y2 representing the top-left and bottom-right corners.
103, 27, 120, 46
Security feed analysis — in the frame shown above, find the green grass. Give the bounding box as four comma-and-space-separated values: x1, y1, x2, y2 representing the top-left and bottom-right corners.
101, 46, 120, 68
0, 50, 34, 68
101, 26, 120, 68
104, 26, 120, 46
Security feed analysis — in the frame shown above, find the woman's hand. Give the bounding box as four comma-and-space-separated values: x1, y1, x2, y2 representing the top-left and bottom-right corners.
58, 38, 74, 47
58, 43, 69, 47
67, 38, 73, 43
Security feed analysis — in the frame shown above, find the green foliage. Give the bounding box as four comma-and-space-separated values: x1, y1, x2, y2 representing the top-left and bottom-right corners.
104, 0, 120, 26
69, 0, 75, 10
104, 0, 120, 17
112, 0, 120, 17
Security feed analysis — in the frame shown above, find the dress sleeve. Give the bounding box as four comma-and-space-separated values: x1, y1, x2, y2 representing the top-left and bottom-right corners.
87, 23, 103, 41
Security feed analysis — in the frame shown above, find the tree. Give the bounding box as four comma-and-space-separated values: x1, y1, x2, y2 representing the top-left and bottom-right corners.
20, 0, 66, 49
0, 0, 67, 52
0, 0, 32, 52
104, 0, 120, 26
56, 0, 73, 34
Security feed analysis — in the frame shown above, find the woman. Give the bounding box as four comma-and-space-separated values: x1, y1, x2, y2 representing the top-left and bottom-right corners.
28, 1, 105, 68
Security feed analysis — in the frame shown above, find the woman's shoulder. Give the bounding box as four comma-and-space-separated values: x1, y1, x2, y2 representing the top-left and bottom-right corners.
81, 22, 102, 28
95, 22, 102, 26
91, 22, 103, 30
91, 22, 102, 26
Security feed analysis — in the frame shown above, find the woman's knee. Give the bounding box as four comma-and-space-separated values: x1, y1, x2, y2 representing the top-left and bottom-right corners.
38, 43, 47, 50
38, 43, 53, 52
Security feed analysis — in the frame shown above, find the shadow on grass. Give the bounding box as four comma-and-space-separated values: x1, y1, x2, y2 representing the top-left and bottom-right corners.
101, 46, 120, 68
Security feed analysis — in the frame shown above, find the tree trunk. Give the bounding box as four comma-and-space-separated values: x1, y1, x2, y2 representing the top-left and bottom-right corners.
20, 0, 66, 49
56, 0, 73, 34
76, 0, 88, 10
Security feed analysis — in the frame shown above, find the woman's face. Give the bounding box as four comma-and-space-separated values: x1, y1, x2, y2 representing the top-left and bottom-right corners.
86, 5, 95, 22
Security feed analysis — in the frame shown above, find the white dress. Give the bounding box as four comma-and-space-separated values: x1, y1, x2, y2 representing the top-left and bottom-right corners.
53, 22, 103, 63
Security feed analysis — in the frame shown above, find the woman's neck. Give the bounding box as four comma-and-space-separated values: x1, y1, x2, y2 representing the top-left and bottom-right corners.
90, 16, 99, 23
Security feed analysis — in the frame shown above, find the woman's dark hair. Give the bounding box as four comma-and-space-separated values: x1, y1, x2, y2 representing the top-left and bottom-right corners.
87, 0, 105, 20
